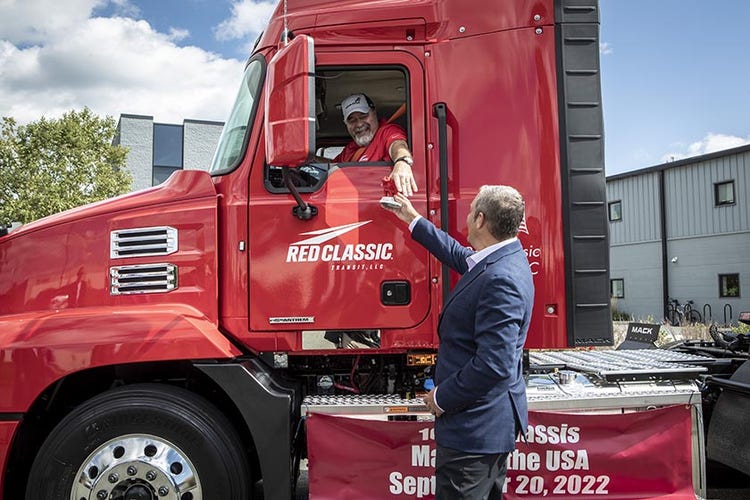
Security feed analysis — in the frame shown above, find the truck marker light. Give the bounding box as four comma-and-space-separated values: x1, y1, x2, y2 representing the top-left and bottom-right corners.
407, 354, 437, 366
384, 406, 409, 413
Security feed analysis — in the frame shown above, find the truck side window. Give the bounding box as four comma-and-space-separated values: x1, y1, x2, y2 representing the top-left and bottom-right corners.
264, 66, 409, 193
210, 58, 264, 174
266, 163, 329, 193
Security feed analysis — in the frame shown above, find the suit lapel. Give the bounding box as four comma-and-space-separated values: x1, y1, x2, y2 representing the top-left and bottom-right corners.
442, 260, 485, 311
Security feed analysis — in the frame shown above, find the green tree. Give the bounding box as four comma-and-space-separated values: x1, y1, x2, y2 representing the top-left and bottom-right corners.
0, 108, 132, 225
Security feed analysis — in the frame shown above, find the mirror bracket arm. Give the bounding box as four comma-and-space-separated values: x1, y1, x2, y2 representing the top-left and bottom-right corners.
283, 169, 318, 220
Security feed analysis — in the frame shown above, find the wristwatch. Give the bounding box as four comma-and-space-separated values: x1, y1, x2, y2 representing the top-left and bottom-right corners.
394, 156, 414, 166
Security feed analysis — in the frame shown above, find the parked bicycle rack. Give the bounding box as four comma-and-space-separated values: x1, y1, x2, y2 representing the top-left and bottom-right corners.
724, 303, 733, 325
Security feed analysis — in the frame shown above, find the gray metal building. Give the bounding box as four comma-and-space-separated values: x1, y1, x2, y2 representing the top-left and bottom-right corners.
114, 114, 224, 192
607, 144, 750, 325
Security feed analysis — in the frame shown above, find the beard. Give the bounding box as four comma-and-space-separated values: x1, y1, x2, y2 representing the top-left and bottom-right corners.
353, 129, 375, 147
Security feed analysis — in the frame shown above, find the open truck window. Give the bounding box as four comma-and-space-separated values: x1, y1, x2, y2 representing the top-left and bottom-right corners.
264, 66, 409, 193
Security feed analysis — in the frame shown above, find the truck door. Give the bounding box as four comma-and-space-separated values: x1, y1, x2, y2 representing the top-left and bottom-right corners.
248, 43, 431, 345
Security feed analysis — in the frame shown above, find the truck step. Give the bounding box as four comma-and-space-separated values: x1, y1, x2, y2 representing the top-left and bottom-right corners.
301, 394, 432, 421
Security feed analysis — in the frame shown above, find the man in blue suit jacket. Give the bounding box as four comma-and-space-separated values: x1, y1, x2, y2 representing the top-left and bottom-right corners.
385, 186, 534, 499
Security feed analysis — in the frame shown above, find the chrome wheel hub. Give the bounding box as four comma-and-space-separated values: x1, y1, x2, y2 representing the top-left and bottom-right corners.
71, 434, 202, 500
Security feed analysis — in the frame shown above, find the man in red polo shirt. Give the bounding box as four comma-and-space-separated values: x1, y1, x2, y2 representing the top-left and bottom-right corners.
334, 93, 417, 196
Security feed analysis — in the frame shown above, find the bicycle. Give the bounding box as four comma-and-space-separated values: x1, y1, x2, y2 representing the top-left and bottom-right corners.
665, 298, 702, 326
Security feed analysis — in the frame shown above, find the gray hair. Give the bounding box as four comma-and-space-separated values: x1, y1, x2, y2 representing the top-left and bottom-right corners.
473, 185, 525, 240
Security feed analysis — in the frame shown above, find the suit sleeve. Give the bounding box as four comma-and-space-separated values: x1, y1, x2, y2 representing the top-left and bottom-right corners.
411, 217, 472, 274
435, 273, 527, 411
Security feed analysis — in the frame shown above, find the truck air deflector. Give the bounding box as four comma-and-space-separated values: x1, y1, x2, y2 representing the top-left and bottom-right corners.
554, 0, 612, 346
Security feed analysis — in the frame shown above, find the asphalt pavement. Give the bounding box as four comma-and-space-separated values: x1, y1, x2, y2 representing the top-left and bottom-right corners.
251, 463, 308, 499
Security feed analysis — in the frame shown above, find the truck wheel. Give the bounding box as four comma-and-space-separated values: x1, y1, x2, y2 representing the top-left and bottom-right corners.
25, 384, 251, 500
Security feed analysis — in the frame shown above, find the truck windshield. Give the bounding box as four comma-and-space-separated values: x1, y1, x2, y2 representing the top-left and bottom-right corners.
210, 58, 264, 174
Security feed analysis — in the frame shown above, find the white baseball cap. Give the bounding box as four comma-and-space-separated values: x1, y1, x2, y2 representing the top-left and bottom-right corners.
341, 93, 374, 120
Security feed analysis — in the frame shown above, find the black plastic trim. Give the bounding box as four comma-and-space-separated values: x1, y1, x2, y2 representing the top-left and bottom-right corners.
554, 0, 612, 346
706, 376, 750, 396
432, 102, 451, 306
195, 358, 298, 500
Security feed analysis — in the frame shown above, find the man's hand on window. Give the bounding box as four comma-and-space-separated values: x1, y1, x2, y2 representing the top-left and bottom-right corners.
390, 160, 417, 197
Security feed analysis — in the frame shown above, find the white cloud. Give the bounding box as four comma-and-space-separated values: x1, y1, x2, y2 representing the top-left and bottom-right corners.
661, 133, 750, 163
0, 0, 100, 44
0, 1, 245, 125
215, 0, 276, 50
600, 42, 613, 55
168, 27, 190, 42
109, 0, 140, 18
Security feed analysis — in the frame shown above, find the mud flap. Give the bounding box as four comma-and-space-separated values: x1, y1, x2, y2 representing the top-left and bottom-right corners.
706, 360, 750, 475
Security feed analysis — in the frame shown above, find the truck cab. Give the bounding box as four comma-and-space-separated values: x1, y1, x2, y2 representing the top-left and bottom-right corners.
211, 2, 611, 357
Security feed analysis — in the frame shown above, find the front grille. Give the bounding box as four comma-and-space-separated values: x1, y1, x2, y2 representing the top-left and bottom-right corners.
110, 263, 177, 295
110, 226, 178, 258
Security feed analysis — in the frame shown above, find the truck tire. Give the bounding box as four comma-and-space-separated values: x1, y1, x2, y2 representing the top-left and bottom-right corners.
25, 383, 251, 500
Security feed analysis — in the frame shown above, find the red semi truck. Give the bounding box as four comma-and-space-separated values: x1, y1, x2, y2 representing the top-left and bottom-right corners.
2, 1, 748, 499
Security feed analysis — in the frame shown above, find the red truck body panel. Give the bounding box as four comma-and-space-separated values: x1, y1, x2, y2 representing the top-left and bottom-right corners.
257, 0, 553, 51
0, 170, 219, 318
0, 170, 237, 407
0, 304, 241, 413
424, 24, 567, 348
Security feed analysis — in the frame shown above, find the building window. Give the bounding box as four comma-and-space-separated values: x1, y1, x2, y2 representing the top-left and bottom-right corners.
153, 166, 181, 185
608, 201, 622, 221
719, 274, 740, 298
714, 180, 735, 206
153, 124, 184, 185
610, 278, 625, 299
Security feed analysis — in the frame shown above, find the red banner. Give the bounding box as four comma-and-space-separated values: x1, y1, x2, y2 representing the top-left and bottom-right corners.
306, 405, 695, 499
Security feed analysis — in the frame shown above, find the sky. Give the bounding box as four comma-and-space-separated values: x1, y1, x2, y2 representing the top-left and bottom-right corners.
1, 0, 749, 176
